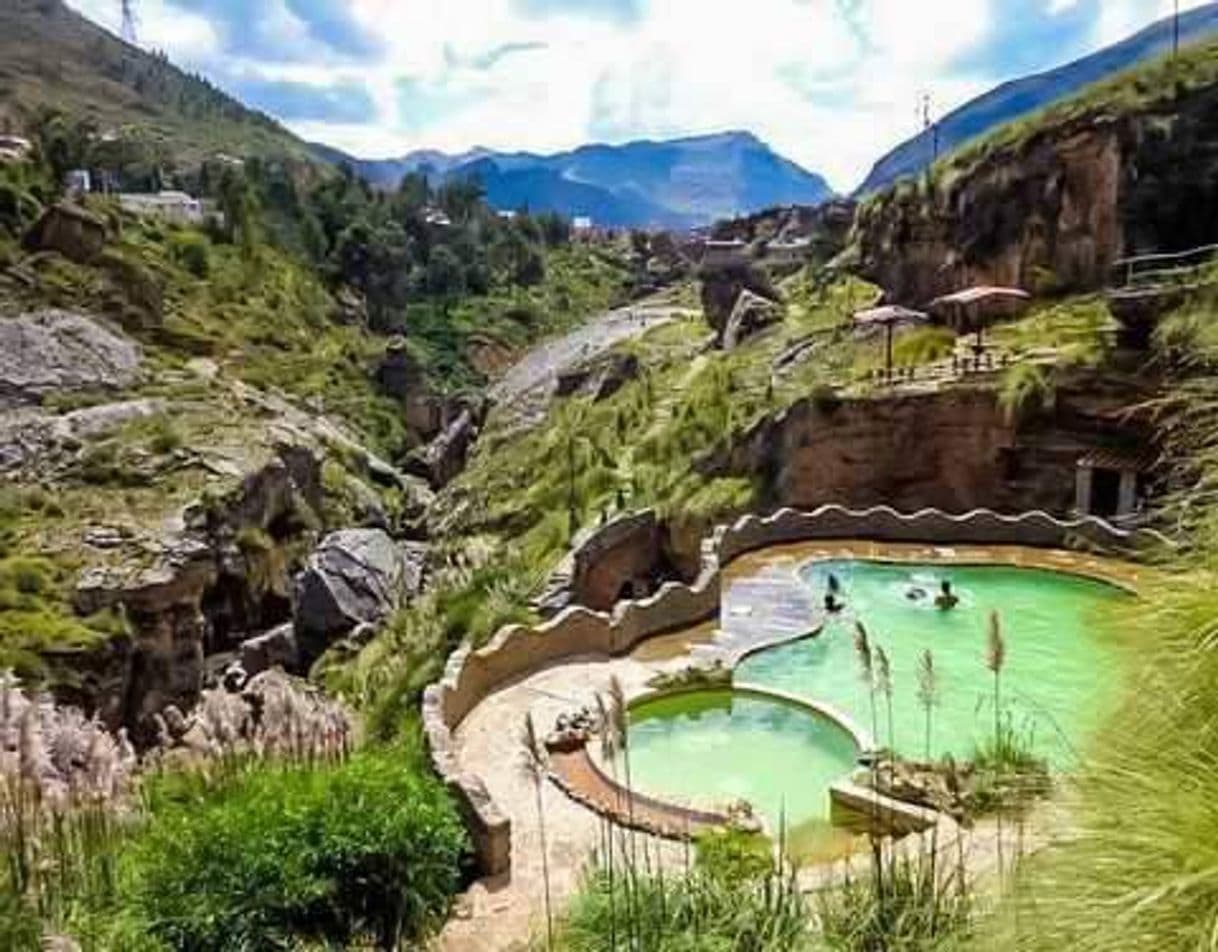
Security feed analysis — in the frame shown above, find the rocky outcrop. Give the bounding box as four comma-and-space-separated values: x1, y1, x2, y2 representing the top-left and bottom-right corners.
409, 408, 480, 489
699, 260, 778, 344
852, 82, 1218, 303
73, 536, 217, 735
63, 443, 328, 740
23, 202, 108, 264
703, 377, 1154, 517
0, 398, 162, 473
238, 623, 299, 676
536, 509, 673, 616
722, 289, 783, 351
0, 310, 142, 406
293, 529, 424, 657
555, 351, 640, 401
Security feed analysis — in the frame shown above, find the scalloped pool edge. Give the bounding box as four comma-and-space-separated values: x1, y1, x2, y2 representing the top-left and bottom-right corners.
423, 505, 1162, 875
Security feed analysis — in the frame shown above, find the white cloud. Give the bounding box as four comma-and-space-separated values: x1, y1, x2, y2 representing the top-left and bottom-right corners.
67, 0, 1185, 192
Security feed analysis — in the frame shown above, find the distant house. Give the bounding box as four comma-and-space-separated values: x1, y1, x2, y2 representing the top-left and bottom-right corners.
497, 210, 517, 221
424, 207, 453, 228
766, 237, 812, 267
701, 239, 748, 268
572, 215, 594, 233
118, 190, 205, 225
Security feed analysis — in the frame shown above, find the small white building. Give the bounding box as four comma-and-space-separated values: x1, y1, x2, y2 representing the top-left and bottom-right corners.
497, 209, 517, 221
117, 190, 205, 225
424, 206, 453, 228
572, 215, 594, 233
64, 169, 92, 197
701, 239, 748, 268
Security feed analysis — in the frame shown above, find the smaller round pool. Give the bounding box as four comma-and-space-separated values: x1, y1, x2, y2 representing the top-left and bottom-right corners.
619, 689, 860, 840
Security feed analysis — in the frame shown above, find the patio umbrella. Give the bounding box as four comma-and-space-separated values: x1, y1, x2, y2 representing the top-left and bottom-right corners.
852, 305, 930, 377
927, 286, 1031, 353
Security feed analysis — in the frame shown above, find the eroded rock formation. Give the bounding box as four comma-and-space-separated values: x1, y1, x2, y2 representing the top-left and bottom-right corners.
0, 309, 142, 406
853, 83, 1218, 303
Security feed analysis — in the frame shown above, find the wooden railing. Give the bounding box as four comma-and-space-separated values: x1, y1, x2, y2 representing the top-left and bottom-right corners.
1111, 244, 1218, 289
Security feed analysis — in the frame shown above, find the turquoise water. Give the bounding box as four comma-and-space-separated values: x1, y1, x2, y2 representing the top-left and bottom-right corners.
621, 561, 1129, 836
624, 691, 860, 830
738, 561, 1129, 767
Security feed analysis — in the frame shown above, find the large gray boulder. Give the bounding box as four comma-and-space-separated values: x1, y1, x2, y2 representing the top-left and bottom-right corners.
239, 623, 300, 676
293, 530, 424, 653
722, 289, 783, 351
0, 310, 142, 405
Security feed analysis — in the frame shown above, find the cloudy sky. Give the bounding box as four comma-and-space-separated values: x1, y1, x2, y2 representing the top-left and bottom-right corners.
68, 0, 1203, 191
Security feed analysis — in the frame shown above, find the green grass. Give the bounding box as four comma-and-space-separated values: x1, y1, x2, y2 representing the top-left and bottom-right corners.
551, 829, 812, 951
976, 282, 1218, 950
0, 0, 315, 169
0, 550, 128, 678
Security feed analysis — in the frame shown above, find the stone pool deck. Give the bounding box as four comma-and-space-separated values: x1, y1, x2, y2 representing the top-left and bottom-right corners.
436, 539, 1143, 950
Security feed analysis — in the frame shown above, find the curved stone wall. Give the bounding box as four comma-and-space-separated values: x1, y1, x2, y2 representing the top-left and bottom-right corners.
423, 504, 1163, 875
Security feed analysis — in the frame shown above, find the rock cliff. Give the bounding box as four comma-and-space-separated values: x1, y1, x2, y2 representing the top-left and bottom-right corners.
852, 80, 1218, 304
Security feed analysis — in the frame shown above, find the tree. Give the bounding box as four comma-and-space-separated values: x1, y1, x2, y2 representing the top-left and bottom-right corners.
437, 178, 484, 225
217, 167, 260, 251
426, 245, 466, 300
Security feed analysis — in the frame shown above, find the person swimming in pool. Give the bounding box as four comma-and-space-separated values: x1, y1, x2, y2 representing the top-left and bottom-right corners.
935, 579, 960, 611
824, 572, 844, 613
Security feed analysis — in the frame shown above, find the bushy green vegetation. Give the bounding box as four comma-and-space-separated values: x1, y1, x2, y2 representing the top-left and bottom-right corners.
3, 740, 468, 952
121, 746, 466, 950
997, 363, 1056, 426
989, 296, 1114, 366
0, 542, 128, 679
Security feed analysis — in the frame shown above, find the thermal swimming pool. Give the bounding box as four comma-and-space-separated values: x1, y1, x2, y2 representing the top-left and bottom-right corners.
621, 559, 1129, 833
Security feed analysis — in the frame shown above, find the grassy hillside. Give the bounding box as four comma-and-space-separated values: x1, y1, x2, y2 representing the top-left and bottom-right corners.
0, 0, 313, 165
928, 37, 1218, 190
857, 2, 1218, 194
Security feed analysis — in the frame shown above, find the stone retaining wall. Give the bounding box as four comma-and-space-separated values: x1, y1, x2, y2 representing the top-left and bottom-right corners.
423, 504, 1162, 876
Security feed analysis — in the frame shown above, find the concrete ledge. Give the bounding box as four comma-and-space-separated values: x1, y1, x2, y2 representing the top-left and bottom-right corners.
829, 780, 939, 836
423, 503, 1157, 876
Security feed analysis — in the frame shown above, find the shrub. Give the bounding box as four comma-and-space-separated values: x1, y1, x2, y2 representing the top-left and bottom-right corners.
893, 326, 956, 367
168, 231, 211, 278
122, 745, 468, 950
998, 362, 1056, 425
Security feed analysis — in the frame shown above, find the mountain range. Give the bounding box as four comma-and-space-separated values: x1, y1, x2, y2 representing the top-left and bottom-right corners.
317, 132, 836, 230
7, 0, 1218, 229
856, 1, 1218, 195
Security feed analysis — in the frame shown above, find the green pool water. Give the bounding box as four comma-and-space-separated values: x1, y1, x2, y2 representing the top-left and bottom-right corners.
621, 561, 1129, 837
738, 561, 1129, 767
623, 690, 860, 832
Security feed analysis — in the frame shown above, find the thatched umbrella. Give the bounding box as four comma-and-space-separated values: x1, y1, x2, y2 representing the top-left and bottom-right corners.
853, 305, 930, 377
928, 286, 1031, 354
